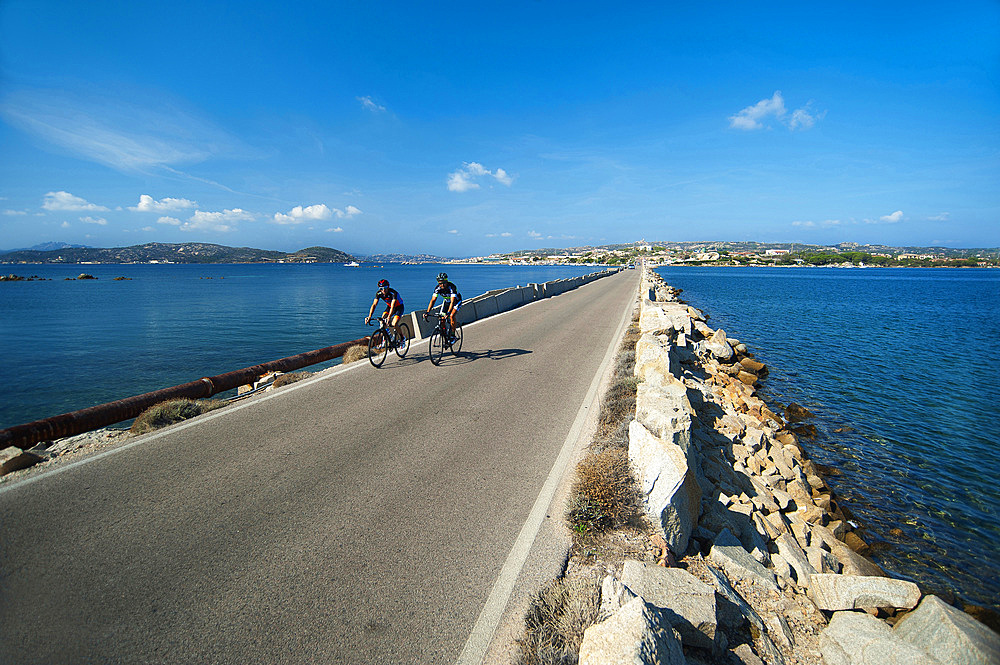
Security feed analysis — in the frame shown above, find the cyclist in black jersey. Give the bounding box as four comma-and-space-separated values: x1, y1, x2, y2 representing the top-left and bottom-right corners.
423, 272, 462, 341
366, 279, 405, 339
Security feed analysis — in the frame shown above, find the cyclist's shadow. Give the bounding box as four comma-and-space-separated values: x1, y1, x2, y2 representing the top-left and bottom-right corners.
393, 347, 532, 367
449, 348, 532, 364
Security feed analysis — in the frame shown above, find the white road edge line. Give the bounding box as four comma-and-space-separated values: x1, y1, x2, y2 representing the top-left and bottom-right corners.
455, 275, 636, 665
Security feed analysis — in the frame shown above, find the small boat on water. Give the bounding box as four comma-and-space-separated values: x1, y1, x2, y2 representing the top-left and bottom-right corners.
344, 261, 360, 267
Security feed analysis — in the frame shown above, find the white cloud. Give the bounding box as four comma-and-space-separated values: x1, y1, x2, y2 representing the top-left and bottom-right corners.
157, 216, 182, 226
182, 208, 252, 232
43, 191, 108, 211
528, 230, 542, 238
447, 171, 478, 192
272, 204, 360, 225
730, 92, 786, 130
61, 221, 71, 228
273, 204, 332, 225
142, 226, 155, 232
335, 205, 362, 219
729, 91, 823, 131
325, 227, 343, 233
80, 215, 107, 225
357, 96, 386, 112
447, 162, 515, 192
129, 194, 197, 212
448, 229, 459, 234
880, 210, 904, 223
928, 212, 950, 221
3, 209, 28, 216
792, 220, 816, 228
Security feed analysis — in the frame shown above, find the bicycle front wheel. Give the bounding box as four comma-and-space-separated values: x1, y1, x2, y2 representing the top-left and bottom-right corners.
394, 322, 411, 358
368, 330, 389, 367
429, 331, 445, 365
451, 324, 463, 355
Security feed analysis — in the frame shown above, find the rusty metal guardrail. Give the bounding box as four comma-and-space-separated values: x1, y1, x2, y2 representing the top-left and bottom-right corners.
0, 336, 370, 451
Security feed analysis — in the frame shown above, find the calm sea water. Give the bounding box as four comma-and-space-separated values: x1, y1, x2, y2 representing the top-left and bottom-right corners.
0, 262, 599, 429
657, 266, 1000, 612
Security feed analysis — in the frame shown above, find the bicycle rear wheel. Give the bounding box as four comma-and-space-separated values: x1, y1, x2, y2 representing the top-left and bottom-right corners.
429, 331, 445, 365
394, 322, 411, 358
451, 324, 463, 355
368, 329, 389, 367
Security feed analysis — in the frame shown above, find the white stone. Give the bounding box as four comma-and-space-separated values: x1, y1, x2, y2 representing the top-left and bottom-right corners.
620, 560, 718, 650
628, 420, 702, 555
808, 574, 921, 611
705, 328, 734, 360
894, 595, 1000, 665
708, 528, 778, 593
635, 381, 693, 457
578, 596, 686, 665
820, 610, 941, 665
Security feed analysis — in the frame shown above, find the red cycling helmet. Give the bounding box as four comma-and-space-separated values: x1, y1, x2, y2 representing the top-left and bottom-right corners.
377, 279, 389, 289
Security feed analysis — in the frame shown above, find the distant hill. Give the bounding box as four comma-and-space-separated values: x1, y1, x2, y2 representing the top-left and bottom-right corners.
0, 242, 355, 265
358, 253, 451, 263
0, 241, 91, 255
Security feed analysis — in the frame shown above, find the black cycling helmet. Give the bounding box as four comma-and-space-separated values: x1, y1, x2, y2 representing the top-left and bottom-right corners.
437, 272, 448, 282
378, 279, 389, 289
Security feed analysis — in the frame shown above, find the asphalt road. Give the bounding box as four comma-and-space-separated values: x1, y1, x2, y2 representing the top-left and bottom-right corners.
0, 269, 639, 664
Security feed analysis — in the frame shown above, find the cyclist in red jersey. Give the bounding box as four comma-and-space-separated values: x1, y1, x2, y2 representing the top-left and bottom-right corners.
366, 279, 405, 341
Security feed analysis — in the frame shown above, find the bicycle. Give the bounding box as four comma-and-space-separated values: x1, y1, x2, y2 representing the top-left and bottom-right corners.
423, 307, 463, 366
367, 316, 411, 367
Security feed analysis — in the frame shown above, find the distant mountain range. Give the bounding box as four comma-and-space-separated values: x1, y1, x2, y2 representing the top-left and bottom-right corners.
0, 242, 355, 265
0, 241, 92, 254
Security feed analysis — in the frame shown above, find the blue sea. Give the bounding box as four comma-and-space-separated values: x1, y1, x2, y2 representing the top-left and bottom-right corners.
0, 262, 600, 429
657, 266, 1000, 613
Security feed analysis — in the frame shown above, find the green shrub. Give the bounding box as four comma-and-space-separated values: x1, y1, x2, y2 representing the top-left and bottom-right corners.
130, 398, 227, 434
515, 575, 602, 665
567, 447, 640, 533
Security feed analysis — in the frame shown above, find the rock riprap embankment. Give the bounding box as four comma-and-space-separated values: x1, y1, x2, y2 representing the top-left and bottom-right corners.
577, 268, 999, 665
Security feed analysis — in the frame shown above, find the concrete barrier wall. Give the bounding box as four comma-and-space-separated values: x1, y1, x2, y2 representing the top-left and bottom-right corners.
404, 268, 620, 339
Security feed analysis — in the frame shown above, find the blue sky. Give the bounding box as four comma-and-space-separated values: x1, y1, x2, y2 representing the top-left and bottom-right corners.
1, 2, 997, 256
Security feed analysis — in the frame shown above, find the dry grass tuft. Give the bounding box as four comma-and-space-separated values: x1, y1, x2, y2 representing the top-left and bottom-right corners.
130, 398, 227, 434
515, 575, 602, 665
341, 344, 368, 364
272, 371, 311, 388
568, 447, 641, 533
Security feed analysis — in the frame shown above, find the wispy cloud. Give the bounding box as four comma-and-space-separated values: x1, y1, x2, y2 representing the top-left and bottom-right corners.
43, 191, 109, 212
3, 209, 28, 216
447, 162, 514, 192
325, 227, 343, 233
129, 194, 198, 212
357, 96, 386, 112
485, 231, 514, 238
80, 215, 107, 225
793, 219, 843, 228
928, 212, 950, 221
527, 230, 541, 238
0, 86, 245, 174
729, 91, 824, 131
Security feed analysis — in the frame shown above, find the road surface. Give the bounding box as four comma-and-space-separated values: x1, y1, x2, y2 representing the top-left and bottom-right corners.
0, 269, 639, 664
